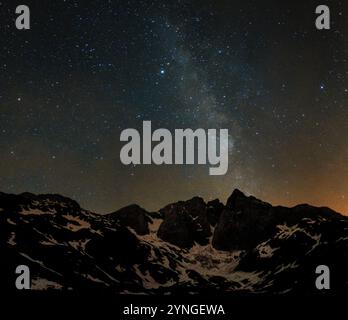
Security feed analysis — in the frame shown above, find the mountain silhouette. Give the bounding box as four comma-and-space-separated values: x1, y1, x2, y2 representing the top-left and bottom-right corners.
0, 189, 347, 294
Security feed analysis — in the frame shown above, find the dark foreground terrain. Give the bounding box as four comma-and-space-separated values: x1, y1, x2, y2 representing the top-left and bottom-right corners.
0, 189, 347, 295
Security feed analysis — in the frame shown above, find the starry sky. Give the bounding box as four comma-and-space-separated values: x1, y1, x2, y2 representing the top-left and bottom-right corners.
0, 0, 348, 214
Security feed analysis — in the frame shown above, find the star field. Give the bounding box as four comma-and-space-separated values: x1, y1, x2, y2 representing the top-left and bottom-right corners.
0, 0, 348, 214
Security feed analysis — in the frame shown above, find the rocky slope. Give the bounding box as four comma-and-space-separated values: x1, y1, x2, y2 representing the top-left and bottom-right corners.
0, 189, 347, 294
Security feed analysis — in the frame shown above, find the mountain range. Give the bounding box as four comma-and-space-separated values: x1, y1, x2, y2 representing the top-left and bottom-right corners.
0, 189, 347, 295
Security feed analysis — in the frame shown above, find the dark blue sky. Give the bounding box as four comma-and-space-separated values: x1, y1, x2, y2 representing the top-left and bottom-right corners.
0, 0, 347, 214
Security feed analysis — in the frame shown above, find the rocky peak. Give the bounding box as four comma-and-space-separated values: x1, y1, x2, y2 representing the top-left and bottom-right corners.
213, 190, 282, 251
157, 197, 211, 248
108, 204, 151, 235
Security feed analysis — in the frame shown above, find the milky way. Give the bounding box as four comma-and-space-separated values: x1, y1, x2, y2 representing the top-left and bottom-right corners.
0, 0, 347, 214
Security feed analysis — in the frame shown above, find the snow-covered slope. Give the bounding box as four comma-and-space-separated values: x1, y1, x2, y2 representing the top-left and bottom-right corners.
0, 190, 347, 295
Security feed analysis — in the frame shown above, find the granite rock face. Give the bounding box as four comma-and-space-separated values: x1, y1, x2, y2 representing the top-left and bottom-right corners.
157, 197, 211, 248
212, 189, 341, 251
206, 199, 224, 226
108, 204, 151, 235
213, 189, 282, 250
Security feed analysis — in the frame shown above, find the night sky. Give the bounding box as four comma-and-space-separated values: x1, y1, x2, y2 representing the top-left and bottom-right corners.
0, 0, 347, 214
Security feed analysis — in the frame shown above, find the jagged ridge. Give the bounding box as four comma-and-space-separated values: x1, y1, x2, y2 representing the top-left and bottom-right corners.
0, 189, 347, 294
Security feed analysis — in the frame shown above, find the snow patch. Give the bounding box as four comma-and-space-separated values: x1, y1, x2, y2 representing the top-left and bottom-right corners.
31, 278, 63, 290
149, 218, 162, 233
274, 261, 299, 274
63, 214, 91, 231
6, 218, 16, 225
69, 239, 90, 251
19, 252, 63, 277
20, 209, 50, 216
84, 274, 109, 286
7, 232, 16, 245
257, 242, 279, 258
